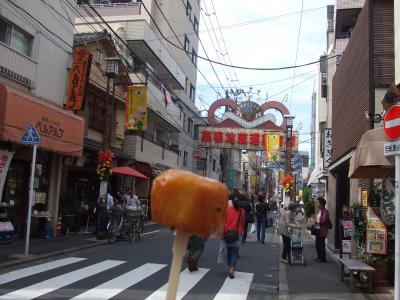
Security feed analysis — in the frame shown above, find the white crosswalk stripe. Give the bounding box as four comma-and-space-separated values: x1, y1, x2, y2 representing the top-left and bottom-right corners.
0, 258, 257, 299
145, 268, 209, 300
213, 272, 254, 300
72, 263, 167, 300
0, 257, 86, 286
0, 260, 124, 300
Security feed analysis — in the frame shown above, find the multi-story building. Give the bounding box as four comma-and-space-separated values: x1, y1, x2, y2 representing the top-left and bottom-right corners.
316, 0, 394, 250
310, 1, 364, 210
0, 0, 84, 236
75, 0, 209, 181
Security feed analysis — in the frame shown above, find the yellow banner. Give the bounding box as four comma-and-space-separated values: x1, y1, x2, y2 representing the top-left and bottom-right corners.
265, 133, 281, 162
126, 86, 148, 130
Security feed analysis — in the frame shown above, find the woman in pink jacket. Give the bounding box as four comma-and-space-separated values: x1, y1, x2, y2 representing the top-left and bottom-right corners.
314, 197, 330, 263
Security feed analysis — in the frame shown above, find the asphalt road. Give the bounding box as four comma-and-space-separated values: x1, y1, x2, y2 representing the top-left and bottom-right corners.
0, 228, 280, 300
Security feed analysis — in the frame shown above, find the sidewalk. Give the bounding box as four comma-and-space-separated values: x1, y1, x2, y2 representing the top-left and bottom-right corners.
278, 230, 394, 300
0, 221, 159, 269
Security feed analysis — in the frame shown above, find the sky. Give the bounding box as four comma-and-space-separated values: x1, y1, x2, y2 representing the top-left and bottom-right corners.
195, 0, 334, 155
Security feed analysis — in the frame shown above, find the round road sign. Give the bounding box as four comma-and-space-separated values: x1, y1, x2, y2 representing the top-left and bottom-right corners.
384, 105, 400, 140
193, 149, 204, 160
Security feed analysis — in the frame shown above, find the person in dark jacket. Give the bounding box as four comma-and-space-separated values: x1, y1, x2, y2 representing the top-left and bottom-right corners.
255, 194, 268, 243
314, 197, 330, 263
239, 194, 253, 244
187, 235, 205, 271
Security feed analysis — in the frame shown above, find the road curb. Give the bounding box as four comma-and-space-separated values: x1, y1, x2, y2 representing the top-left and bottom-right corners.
0, 240, 108, 270
0, 222, 161, 270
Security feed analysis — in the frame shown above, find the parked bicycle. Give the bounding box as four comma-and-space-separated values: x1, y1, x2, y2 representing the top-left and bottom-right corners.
106, 204, 144, 243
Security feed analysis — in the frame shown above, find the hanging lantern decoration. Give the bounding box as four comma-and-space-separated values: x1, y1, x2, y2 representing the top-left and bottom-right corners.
97, 149, 114, 181
281, 175, 294, 195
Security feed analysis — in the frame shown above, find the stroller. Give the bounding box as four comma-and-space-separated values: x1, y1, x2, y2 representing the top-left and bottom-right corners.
289, 227, 306, 265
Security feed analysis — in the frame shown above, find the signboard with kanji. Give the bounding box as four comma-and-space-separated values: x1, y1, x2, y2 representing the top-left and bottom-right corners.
66, 48, 92, 111
323, 128, 332, 169
125, 86, 148, 130
198, 127, 299, 151
366, 207, 387, 255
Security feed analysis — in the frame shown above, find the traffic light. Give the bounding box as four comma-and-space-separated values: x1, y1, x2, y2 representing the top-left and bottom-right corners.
381, 83, 400, 111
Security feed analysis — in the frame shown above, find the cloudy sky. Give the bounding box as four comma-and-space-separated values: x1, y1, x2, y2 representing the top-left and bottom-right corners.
195, 0, 334, 154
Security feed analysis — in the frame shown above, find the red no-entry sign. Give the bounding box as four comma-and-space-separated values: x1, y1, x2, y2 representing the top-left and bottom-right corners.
384, 105, 400, 140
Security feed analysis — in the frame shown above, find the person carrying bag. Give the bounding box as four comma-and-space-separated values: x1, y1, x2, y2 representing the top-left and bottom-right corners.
223, 197, 245, 279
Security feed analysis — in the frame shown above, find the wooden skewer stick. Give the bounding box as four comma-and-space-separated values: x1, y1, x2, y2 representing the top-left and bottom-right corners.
166, 230, 189, 300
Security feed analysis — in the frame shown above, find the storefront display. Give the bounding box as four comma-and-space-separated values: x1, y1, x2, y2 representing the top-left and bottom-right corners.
366, 207, 387, 255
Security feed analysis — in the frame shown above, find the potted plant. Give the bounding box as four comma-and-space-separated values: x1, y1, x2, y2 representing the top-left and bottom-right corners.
358, 252, 389, 285
350, 203, 367, 248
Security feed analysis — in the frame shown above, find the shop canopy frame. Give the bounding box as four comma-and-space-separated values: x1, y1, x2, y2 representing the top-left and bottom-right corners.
111, 166, 149, 180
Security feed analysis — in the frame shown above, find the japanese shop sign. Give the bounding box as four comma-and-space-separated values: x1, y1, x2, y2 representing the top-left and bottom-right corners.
265, 133, 281, 163
366, 207, 387, 255
0, 150, 14, 203
199, 127, 299, 151
125, 86, 148, 130
323, 128, 332, 170
66, 48, 92, 111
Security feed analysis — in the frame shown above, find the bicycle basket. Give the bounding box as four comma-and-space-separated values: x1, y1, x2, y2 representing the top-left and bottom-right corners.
112, 205, 124, 216
125, 206, 141, 217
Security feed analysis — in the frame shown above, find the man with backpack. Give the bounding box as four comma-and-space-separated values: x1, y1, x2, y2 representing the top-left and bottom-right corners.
238, 194, 253, 244
255, 194, 269, 243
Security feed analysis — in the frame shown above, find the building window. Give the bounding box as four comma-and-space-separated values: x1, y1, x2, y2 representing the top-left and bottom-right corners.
183, 113, 186, 129
184, 35, 190, 55
186, 1, 192, 19
187, 118, 193, 133
88, 96, 106, 132
183, 151, 188, 167
191, 48, 197, 65
193, 16, 199, 33
190, 84, 195, 102
185, 77, 188, 92
212, 159, 216, 172
95, 48, 103, 65
0, 18, 32, 57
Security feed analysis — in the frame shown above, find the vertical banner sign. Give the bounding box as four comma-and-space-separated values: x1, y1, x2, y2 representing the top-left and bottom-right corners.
265, 133, 281, 163
126, 86, 148, 130
66, 47, 92, 111
0, 150, 14, 202
323, 128, 332, 169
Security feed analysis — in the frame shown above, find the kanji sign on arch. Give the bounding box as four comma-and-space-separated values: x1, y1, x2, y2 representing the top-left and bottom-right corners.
198, 126, 298, 151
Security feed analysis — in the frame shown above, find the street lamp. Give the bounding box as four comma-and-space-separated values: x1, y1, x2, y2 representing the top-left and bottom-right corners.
104, 57, 120, 149
283, 115, 295, 177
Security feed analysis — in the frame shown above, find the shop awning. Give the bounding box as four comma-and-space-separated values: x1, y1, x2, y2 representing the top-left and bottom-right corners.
349, 127, 395, 178
307, 163, 326, 186
112, 166, 149, 180
0, 84, 84, 157
135, 161, 170, 178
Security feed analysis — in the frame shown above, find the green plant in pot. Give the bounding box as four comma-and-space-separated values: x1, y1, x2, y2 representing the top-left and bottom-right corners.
358, 252, 389, 284
350, 203, 367, 248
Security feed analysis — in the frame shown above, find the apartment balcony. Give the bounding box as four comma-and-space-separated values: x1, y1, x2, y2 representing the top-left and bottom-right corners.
0, 43, 36, 88
123, 132, 179, 168
335, 7, 363, 39
78, 1, 141, 17
336, 0, 365, 10
124, 20, 186, 90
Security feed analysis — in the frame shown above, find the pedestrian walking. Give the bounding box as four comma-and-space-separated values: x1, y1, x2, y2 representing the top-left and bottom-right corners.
223, 196, 245, 279
239, 194, 253, 244
255, 194, 268, 243
277, 202, 297, 263
314, 197, 331, 263
187, 235, 205, 272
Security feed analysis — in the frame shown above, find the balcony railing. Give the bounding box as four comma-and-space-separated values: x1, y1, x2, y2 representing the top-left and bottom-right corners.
0, 42, 37, 88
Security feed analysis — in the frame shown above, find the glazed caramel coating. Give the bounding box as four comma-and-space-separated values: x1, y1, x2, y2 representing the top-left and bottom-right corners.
151, 169, 228, 238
